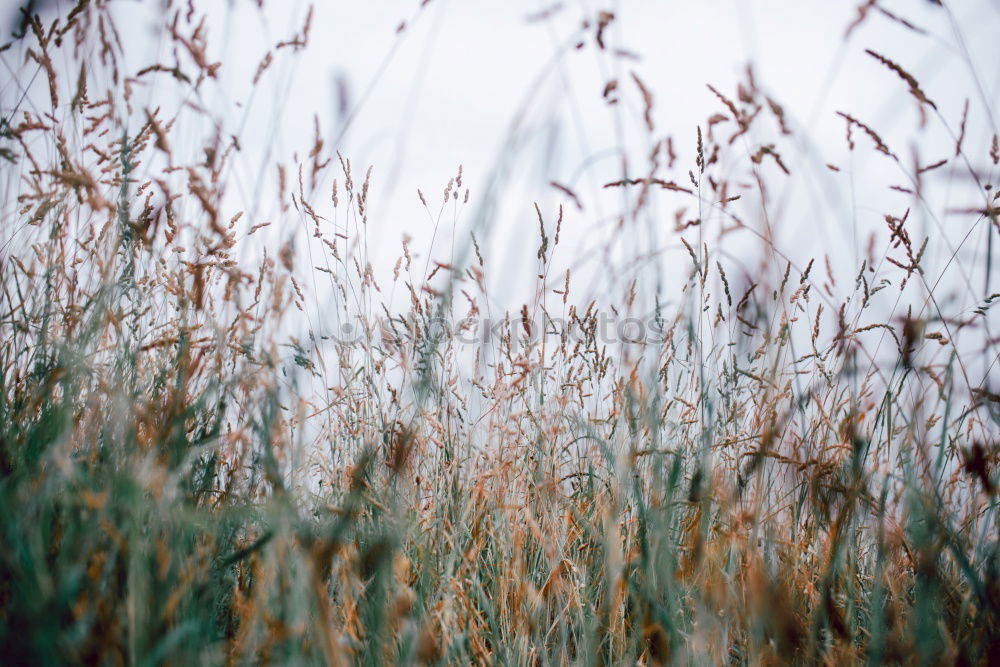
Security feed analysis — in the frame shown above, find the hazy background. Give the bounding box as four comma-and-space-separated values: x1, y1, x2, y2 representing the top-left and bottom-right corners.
4, 0, 999, 318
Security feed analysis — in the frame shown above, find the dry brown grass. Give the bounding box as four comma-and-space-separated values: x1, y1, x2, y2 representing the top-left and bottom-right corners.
0, 1, 998, 665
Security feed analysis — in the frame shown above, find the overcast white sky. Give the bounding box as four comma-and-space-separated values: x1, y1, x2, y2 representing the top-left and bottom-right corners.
188, 0, 999, 308
5, 0, 1000, 317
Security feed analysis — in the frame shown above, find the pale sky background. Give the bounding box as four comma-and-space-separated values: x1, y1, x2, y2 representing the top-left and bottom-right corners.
4, 0, 1000, 327
189, 0, 1000, 311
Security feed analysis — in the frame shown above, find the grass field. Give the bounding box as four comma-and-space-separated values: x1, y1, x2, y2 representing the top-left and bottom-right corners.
1, 1, 998, 664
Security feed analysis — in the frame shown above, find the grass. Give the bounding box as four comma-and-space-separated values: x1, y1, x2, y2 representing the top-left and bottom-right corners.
1, 1, 998, 664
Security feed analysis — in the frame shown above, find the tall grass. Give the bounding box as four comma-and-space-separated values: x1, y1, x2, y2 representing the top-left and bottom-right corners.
1, 1, 998, 664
